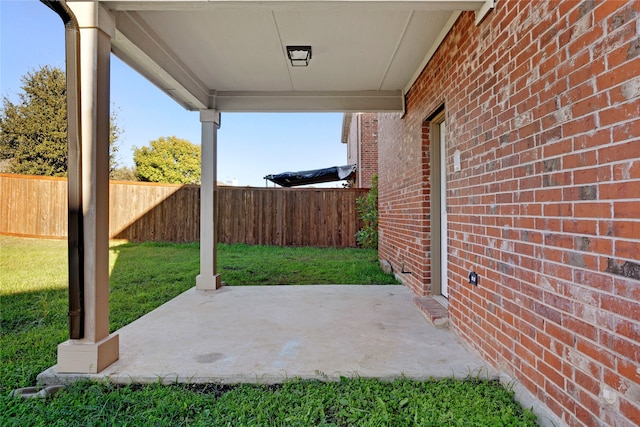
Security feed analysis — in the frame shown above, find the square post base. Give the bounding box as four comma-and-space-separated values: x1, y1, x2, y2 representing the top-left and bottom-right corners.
57, 334, 119, 374
196, 274, 222, 290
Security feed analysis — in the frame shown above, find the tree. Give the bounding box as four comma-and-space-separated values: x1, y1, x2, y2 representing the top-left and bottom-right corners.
1, 66, 67, 176
133, 136, 201, 184
110, 166, 138, 182
0, 65, 121, 176
108, 108, 123, 176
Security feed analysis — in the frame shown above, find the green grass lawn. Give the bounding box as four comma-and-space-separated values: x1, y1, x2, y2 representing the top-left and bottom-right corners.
1, 378, 537, 426
0, 236, 536, 426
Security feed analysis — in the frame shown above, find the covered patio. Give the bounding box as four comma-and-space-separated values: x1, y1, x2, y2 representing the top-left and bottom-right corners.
43, 0, 495, 376
39, 285, 491, 385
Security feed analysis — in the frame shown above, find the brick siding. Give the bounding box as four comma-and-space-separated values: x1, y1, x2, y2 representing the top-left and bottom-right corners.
346, 113, 379, 188
377, 1, 640, 426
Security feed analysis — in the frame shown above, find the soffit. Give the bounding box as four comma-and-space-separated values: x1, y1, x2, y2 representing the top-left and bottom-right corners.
90, 0, 492, 112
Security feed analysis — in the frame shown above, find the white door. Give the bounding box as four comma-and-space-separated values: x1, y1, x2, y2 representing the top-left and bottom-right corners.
440, 121, 448, 298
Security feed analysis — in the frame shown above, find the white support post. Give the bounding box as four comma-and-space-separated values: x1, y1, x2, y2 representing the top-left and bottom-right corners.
57, 1, 119, 374
196, 109, 222, 290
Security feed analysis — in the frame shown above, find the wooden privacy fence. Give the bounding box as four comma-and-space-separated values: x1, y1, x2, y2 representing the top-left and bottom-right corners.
0, 174, 368, 247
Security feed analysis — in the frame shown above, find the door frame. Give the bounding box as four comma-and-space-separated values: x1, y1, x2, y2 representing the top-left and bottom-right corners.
428, 109, 448, 298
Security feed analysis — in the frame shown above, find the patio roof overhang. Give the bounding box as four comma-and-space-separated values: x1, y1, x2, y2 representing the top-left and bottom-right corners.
51, 0, 495, 375
94, 0, 494, 112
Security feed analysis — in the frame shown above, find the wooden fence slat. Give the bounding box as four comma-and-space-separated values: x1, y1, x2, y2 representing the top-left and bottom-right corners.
0, 174, 368, 247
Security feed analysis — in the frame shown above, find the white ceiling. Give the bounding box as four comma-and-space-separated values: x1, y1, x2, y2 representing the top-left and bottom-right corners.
92, 0, 493, 112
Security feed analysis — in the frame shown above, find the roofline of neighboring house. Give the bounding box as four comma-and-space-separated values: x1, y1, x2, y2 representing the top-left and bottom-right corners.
341, 113, 352, 144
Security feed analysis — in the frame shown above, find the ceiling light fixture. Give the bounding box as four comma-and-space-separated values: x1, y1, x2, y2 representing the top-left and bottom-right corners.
286, 46, 312, 67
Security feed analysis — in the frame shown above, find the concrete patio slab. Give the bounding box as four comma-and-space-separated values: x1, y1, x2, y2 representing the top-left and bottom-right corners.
39, 285, 494, 385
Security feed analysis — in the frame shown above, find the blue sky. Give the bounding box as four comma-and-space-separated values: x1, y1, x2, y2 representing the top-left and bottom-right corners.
0, 0, 347, 187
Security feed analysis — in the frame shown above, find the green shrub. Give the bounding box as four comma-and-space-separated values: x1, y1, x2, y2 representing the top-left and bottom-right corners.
356, 174, 378, 249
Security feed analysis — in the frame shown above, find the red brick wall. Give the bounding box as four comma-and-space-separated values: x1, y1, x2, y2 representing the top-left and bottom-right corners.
378, 1, 640, 426
359, 113, 379, 188
346, 113, 379, 188
378, 112, 432, 295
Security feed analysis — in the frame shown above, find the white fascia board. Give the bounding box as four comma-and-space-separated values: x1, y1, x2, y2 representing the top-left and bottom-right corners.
403, 0, 494, 95
403, 10, 460, 95
111, 31, 209, 110
69, 1, 116, 37
213, 91, 404, 112
101, 0, 488, 12
341, 113, 353, 144
475, 0, 494, 25
111, 12, 210, 109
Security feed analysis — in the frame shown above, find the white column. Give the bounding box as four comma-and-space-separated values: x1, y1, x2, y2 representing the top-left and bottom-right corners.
196, 110, 222, 290
57, 1, 119, 373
